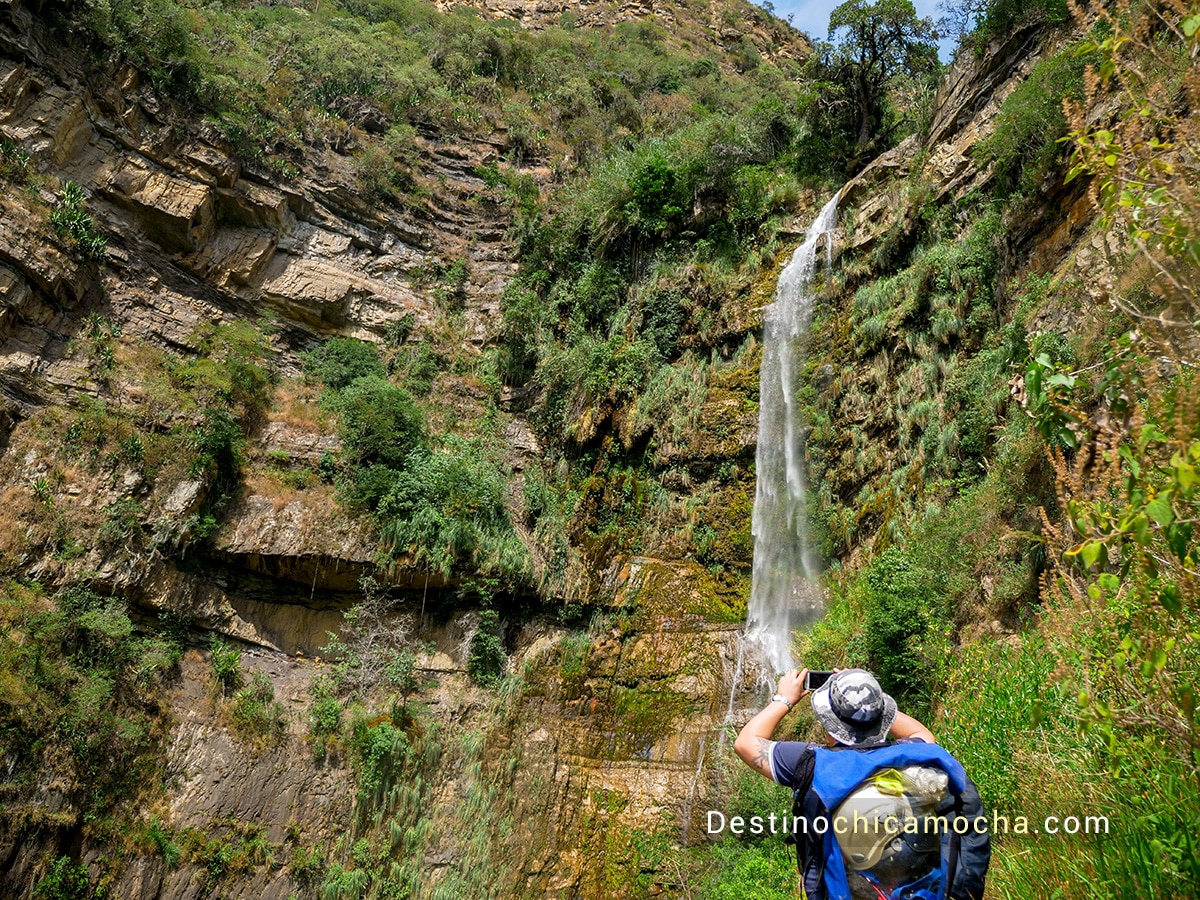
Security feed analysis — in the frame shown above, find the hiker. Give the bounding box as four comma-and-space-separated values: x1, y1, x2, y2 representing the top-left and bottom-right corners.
734, 668, 990, 900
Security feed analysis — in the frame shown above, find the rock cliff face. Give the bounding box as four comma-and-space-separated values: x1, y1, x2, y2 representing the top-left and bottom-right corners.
0, 2, 1092, 897
840, 23, 1058, 250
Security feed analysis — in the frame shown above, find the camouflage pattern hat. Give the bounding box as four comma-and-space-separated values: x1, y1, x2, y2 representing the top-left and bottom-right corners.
810, 669, 897, 745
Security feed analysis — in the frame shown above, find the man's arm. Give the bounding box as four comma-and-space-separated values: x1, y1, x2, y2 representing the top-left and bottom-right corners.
889, 710, 937, 743
734, 669, 808, 780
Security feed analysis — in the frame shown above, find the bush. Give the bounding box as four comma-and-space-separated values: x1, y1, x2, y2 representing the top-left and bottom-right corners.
302, 337, 385, 391
50, 181, 107, 261
319, 575, 426, 701
145, 818, 181, 868
374, 437, 530, 582
350, 716, 411, 808
388, 343, 440, 396
33, 856, 90, 900
232, 672, 286, 744
639, 288, 686, 359
975, 47, 1087, 194
0, 137, 31, 183
310, 691, 343, 739
383, 312, 417, 347
290, 844, 326, 887
697, 763, 797, 899
69, 0, 205, 99
856, 546, 948, 716
173, 321, 276, 415
335, 376, 426, 471
467, 609, 505, 685
209, 636, 243, 695
191, 406, 244, 501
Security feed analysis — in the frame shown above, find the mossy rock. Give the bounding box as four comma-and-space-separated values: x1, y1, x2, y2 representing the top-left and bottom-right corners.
609, 556, 747, 624
608, 685, 693, 758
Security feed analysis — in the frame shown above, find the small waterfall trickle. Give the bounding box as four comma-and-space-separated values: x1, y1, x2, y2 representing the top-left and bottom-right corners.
744, 192, 840, 676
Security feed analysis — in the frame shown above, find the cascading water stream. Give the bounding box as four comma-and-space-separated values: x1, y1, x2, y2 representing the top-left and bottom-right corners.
743, 191, 840, 676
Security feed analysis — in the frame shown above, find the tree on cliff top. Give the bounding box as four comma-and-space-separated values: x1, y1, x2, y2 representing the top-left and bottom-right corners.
825, 0, 939, 166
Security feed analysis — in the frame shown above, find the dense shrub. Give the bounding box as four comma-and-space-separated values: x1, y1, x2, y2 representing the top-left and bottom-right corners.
375, 438, 529, 581
301, 337, 385, 391
309, 684, 343, 740
466, 609, 505, 685
33, 856, 90, 900
349, 716, 411, 809
858, 547, 942, 710
191, 407, 243, 500
335, 376, 426, 471
67, 0, 204, 99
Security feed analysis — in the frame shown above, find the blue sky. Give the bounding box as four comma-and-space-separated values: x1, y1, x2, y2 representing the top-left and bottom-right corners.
764, 0, 959, 61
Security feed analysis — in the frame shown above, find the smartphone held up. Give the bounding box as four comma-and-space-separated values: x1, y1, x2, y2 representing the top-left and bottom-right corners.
804, 670, 833, 691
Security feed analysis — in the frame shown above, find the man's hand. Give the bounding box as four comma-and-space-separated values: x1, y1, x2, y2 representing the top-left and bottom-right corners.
777, 668, 808, 707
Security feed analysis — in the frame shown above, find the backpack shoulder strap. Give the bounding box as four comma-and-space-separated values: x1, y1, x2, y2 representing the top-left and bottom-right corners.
788, 748, 817, 863
942, 790, 963, 898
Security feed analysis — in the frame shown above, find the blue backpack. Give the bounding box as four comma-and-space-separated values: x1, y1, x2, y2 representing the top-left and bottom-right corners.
787, 742, 990, 900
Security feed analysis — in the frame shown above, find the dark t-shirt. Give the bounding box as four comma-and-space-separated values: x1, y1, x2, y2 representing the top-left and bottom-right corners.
767, 739, 820, 786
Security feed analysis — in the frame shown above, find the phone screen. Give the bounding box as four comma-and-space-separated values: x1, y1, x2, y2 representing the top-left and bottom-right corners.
805, 670, 833, 691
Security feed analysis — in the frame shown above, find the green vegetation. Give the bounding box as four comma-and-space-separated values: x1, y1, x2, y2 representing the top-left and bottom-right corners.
42, 0, 945, 617
792, 8, 1200, 900
308, 677, 345, 764
302, 338, 530, 585
19, 318, 279, 557
467, 609, 506, 685
301, 336, 387, 390
231, 672, 287, 748
315, 703, 448, 900
819, 0, 940, 166
335, 376, 426, 472
33, 856, 91, 900
321, 575, 423, 699
0, 582, 179, 827
975, 45, 1090, 195
802, 204, 1025, 557
8, 0, 1197, 897
0, 137, 32, 183
695, 761, 799, 899
48, 0, 936, 608
209, 636, 243, 695
54, 0, 809, 177
972, 0, 1068, 44
49, 181, 107, 261
936, 0, 1068, 51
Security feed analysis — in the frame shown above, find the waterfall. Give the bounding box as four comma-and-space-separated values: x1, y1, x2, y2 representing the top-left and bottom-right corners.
744, 192, 840, 675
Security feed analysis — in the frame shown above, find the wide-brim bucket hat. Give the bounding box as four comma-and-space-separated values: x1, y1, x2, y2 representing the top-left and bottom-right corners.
811, 668, 897, 745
